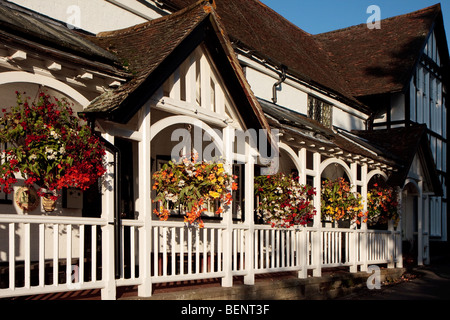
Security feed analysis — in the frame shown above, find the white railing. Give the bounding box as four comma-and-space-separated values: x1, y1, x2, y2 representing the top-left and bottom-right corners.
0, 214, 107, 299
150, 221, 226, 283
1, 214, 402, 300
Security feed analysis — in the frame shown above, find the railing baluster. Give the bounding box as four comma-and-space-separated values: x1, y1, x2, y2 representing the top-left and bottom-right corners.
195, 228, 200, 274
265, 230, 269, 269
24, 223, 30, 288
91, 225, 97, 282
9, 223, 15, 290
180, 227, 185, 275
120, 224, 125, 278
53, 224, 59, 285
66, 224, 72, 285
130, 226, 135, 279
218, 229, 222, 272
171, 227, 176, 276
79, 225, 85, 284
211, 228, 215, 273
162, 227, 167, 277
153, 226, 159, 276
39, 224, 45, 287
187, 227, 192, 274
202, 228, 207, 273
240, 229, 244, 271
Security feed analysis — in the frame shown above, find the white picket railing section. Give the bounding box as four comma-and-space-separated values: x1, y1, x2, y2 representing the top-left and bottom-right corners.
0, 214, 107, 299
0, 214, 402, 299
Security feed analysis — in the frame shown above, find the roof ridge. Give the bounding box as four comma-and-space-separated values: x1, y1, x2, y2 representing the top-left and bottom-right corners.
96, 0, 211, 38
315, 3, 441, 37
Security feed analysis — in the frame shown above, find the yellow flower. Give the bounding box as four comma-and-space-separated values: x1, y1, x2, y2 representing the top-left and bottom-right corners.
209, 191, 220, 199
218, 176, 224, 183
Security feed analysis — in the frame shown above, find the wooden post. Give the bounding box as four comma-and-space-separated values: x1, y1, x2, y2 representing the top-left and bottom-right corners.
137, 103, 153, 297
388, 220, 395, 268
423, 195, 430, 265
359, 165, 369, 272
312, 152, 322, 277
396, 187, 404, 268
244, 138, 255, 285
298, 148, 308, 278
417, 181, 424, 266
101, 133, 116, 300
221, 126, 234, 287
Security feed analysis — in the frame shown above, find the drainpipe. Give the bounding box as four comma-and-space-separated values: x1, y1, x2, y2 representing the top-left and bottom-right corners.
272, 66, 287, 104
88, 118, 122, 279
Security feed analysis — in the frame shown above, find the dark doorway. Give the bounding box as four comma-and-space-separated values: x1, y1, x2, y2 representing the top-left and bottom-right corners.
115, 137, 136, 278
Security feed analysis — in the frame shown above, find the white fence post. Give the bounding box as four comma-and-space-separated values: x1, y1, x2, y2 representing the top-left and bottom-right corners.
221, 126, 234, 287
244, 140, 255, 285
138, 103, 153, 297
298, 226, 308, 278
312, 152, 322, 277
101, 133, 117, 300
396, 187, 404, 268
387, 220, 395, 268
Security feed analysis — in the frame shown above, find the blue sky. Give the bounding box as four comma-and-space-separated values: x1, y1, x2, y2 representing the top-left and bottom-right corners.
260, 0, 450, 45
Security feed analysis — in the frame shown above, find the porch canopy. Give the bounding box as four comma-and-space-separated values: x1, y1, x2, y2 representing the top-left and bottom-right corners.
259, 98, 442, 198
81, 0, 271, 137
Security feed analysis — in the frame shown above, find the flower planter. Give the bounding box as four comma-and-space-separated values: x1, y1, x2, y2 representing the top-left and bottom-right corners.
0, 92, 106, 208
42, 194, 57, 212
15, 186, 40, 212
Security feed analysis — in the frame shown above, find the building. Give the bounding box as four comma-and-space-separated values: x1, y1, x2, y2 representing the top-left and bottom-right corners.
0, 0, 447, 300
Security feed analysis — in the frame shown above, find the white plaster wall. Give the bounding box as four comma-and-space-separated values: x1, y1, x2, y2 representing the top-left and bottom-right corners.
8, 0, 164, 34
332, 108, 365, 131
390, 92, 405, 122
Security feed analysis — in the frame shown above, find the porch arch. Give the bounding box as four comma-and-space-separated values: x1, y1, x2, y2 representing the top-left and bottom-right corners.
320, 158, 353, 184
150, 115, 224, 154
0, 71, 90, 107
278, 142, 303, 176
367, 169, 388, 185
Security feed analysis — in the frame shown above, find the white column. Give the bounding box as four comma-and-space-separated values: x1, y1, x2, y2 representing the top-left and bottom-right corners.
298, 148, 307, 185
200, 52, 211, 110
221, 126, 234, 287
244, 139, 256, 285
312, 152, 322, 277
101, 133, 116, 300
137, 103, 153, 297
360, 165, 368, 272
396, 187, 404, 268
424, 195, 430, 265
417, 181, 424, 266
298, 148, 308, 279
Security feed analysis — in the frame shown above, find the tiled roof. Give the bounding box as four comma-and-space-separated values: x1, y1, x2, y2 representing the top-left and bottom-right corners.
315, 4, 442, 98
353, 125, 442, 194
0, 1, 120, 69
160, 0, 367, 112
84, 2, 210, 116
259, 99, 397, 168
84, 1, 271, 133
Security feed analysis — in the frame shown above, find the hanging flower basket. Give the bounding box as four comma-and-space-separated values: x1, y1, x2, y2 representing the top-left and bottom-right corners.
152, 154, 237, 228
366, 184, 399, 226
321, 178, 364, 223
14, 186, 39, 212
42, 193, 57, 213
0, 91, 107, 212
254, 173, 316, 228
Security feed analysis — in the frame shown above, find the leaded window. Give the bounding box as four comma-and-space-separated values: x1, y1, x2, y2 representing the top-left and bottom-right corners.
307, 95, 332, 127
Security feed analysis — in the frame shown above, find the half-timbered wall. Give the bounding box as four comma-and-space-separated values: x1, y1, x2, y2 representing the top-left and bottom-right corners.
240, 55, 368, 132
374, 29, 448, 241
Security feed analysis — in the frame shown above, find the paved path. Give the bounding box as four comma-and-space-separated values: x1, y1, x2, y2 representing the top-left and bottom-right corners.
338, 260, 450, 300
